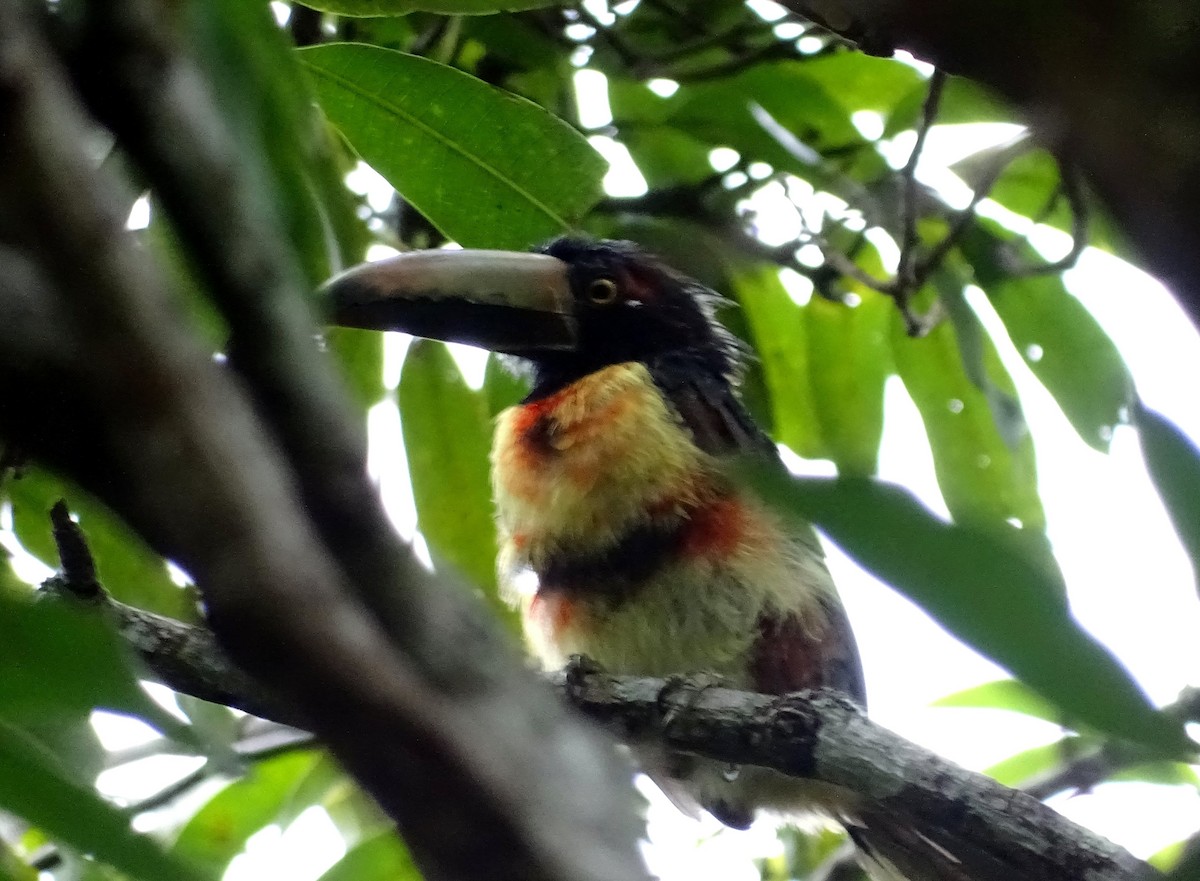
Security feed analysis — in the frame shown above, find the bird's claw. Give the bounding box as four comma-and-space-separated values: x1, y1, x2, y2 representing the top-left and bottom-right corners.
564, 654, 604, 701
657, 670, 727, 729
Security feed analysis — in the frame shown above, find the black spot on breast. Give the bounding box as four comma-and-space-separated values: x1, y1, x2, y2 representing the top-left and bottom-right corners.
524, 413, 560, 455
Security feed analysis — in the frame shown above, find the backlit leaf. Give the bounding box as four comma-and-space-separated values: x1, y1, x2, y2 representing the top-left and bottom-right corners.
171, 751, 320, 876
961, 221, 1133, 451
891, 278, 1044, 530
315, 831, 420, 881
747, 472, 1189, 753
1136, 403, 1200, 596
0, 723, 210, 881
400, 341, 517, 631
300, 44, 605, 249
296, 0, 555, 15
736, 266, 889, 475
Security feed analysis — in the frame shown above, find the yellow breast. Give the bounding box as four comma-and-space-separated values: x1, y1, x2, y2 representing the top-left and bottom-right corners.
491, 362, 716, 561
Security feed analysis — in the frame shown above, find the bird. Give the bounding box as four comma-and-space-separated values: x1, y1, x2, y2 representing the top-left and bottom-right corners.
323, 237, 999, 880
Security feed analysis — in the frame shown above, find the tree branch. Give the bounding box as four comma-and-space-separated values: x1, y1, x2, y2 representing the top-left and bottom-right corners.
0, 6, 645, 881
47, 588, 1158, 881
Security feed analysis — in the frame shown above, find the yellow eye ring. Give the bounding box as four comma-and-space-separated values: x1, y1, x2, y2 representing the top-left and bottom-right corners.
588, 277, 619, 305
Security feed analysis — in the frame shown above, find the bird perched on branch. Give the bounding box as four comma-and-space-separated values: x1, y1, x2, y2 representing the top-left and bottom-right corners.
324, 238, 998, 881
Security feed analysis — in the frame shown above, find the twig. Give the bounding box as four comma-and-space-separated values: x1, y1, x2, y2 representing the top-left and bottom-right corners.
895, 69, 947, 295
908, 138, 1026, 288
1008, 163, 1090, 277
48, 501, 101, 600
1023, 687, 1200, 801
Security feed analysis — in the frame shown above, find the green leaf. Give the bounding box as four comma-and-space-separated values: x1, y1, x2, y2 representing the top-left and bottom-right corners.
984, 739, 1081, 788
933, 679, 1063, 722
960, 222, 1133, 451
1111, 762, 1200, 787
1136, 402, 1200, 596
188, 0, 367, 287
884, 74, 1014, 137
891, 280, 1045, 531
171, 751, 320, 876
796, 53, 926, 117
314, 831, 420, 881
326, 327, 386, 410
0, 594, 181, 737
399, 341, 517, 630
0, 723, 210, 881
300, 44, 605, 250
483, 354, 528, 418
296, 0, 556, 16
735, 266, 890, 475
746, 472, 1191, 752
0, 837, 37, 881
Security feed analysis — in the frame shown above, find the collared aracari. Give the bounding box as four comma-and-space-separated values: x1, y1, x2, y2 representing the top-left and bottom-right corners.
324, 238, 995, 881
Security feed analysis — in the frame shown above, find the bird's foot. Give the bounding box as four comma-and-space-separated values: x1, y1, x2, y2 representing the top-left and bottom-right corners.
657, 670, 728, 730
564, 653, 604, 701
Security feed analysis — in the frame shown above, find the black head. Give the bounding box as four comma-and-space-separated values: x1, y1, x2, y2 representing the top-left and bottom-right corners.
524, 237, 742, 395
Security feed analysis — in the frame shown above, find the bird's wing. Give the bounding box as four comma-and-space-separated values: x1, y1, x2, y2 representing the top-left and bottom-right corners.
649, 354, 867, 708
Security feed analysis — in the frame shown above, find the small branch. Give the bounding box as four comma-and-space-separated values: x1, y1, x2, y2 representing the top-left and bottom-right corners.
895, 68, 947, 294
908, 138, 1026, 288
48, 501, 101, 600
1024, 688, 1200, 801
1008, 163, 1090, 277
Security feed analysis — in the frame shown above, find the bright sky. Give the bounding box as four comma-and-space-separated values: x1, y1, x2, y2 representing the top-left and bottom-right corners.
47, 7, 1200, 879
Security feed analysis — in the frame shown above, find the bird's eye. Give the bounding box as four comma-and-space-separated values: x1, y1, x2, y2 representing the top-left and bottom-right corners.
587, 277, 620, 305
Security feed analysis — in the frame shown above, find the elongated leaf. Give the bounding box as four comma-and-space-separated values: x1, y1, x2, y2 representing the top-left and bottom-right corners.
316, 831, 420, 881
883, 74, 1014, 137
0, 594, 183, 737
189, 0, 367, 287
736, 266, 890, 474
1111, 762, 1200, 787
400, 342, 517, 630
933, 679, 1063, 722
326, 327, 386, 410
0, 838, 37, 881
483, 354, 528, 418
952, 147, 1127, 256
297, 0, 555, 15
300, 44, 605, 250
1136, 402, 1200, 596
961, 222, 1133, 451
891, 281, 1044, 530
747, 471, 1190, 752
171, 751, 320, 876
8, 469, 190, 619
0, 723, 210, 881
796, 53, 926, 116
984, 740, 1080, 788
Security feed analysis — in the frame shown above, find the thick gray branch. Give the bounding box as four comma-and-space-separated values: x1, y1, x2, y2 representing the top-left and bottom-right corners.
65, 594, 1156, 881
0, 6, 644, 881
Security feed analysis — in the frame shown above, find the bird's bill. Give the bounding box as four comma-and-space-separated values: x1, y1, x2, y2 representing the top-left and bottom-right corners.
322, 249, 577, 353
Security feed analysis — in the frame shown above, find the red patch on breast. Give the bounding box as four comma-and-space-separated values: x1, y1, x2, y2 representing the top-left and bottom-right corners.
678, 496, 747, 560
511, 395, 564, 459
528, 591, 583, 643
